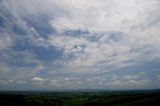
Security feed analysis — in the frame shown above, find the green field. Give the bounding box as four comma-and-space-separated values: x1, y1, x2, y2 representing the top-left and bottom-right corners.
0, 90, 160, 106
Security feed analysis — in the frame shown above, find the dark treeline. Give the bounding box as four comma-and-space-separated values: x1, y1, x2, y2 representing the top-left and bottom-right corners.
0, 90, 160, 106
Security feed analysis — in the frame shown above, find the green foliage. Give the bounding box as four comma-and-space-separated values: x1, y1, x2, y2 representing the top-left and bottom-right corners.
0, 91, 160, 106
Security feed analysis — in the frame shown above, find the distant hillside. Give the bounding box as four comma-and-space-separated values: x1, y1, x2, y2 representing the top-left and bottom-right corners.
0, 90, 160, 106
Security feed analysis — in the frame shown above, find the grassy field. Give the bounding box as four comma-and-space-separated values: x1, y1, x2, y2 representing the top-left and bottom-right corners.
0, 90, 160, 106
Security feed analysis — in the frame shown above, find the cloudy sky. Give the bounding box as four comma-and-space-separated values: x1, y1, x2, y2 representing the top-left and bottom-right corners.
0, 0, 160, 90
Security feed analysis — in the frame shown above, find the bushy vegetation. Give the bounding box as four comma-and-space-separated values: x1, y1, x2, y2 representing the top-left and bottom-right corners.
0, 90, 160, 106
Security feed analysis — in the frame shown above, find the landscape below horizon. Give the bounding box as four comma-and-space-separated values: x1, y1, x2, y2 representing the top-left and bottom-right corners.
0, 90, 160, 106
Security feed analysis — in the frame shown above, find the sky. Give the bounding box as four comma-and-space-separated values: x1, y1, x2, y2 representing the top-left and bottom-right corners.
0, 0, 160, 90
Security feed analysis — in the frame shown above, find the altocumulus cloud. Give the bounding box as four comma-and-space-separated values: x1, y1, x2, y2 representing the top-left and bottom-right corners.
0, 0, 160, 90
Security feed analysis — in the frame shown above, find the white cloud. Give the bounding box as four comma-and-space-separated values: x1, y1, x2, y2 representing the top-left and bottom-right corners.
2, 0, 160, 72
46, 0, 160, 72
156, 75, 160, 80
49, 35, 88, 51
123, 75, 139, 80
0, 34, 12, 50
32, 77, 48, 81
0, 79, 26, 85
